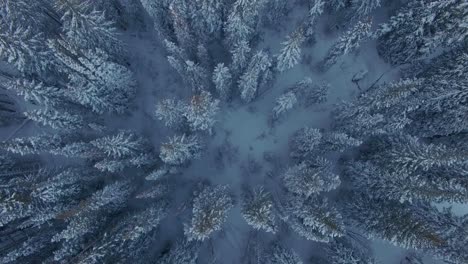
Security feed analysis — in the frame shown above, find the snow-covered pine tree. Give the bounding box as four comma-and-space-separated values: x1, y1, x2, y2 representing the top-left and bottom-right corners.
54, 0, 122, 55
376, 0, 468, 65
239, 50, 273, 103
224, 0, 269, 46
168, 0, 196, 52
283, 158, 341, 197
290, 127, 361, 159
0, 228, 55, 264
0, 0, 51, 31
325, 239, 377, 264
24, 108, 85, 130
212, 63, 233, 101
344, 192, 468, 264
328, 0, 350, 11
184, 185, 234, 241
363, 134, 467, 174
238, 69, 259, 103
154, 98, 188, 129
52, 180, 133, 261
48, 40, 136, 114
1, 133, 69, 155
184, 90, 220, 133
139, 0, 173, 39
230, 39, 251, 74
224, 12, 253, 47
4, 77, 66, 107
90, 131, 149, 159
191, 0, 225, 39
317, 131, 362, 153
290, 127, 322, 159
0, 166, 98, 229
305, 0, 325, 37
276, 28, 306, 72
261, 0, 289, 26
241, 187, 277, 233
282, 194, 345, 242
321, 20, 372, 71
351, 0, 381, 20
267, 244, 303, 264
288, 78, 329, 106
77, 200, 169, 263
183, 60, 209, 91
344, 160, 468, 204
273, 91, 298, 119
0, 23, 51, 75
159, 134, 203, 166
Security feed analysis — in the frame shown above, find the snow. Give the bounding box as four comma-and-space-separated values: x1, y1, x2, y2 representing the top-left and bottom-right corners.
116, 5, 410, 262
1, 1, 465, 263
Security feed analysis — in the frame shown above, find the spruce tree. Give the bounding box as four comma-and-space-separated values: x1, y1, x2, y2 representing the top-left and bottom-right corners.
241, 187, 277, 233
154, 98, 188, 129
276, 28, 305, 72
159, 134, 203, 166
212, 63, 233, 101
321, 20, 372, 71
184, 185, 234, 241
184, 91, 220, 133
283, 158, 341, 197
376, 0, 468, 65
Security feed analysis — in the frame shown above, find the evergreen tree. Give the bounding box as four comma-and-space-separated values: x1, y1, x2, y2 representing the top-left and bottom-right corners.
321, 20, 372, 71
376, 0, 468, 65
276, 28, 305, 72
48, 40, 136, 114
5, 77, 66, 107
183, 60, 209, 91
159, 134, 203, 166
55, 0, 122, 54
239, 50, 273, 103
1, 133, 68, 155
282, 194, 345, 242
287, 78, 329, 107
184, 185, 234, 241
273, 91, 298, 119
290, 127, 322, 159
325, 239, 377, 264
364, 134, 467, 174
191, 0, 225, 38
283, 158, 341, 197
24, 108, 85, 130
305, 0, 325, 37
139, 0, 173, 39
351, 0, 381, 20
241, 187, 277, 233
0, 0, 50, 31
184, 91, 220, 133
344, 192, 468, 264
78, 200, 169, 263
91, 131, 149, 159
267, 244, 303, 264
230, 39, 251, 74
212, 63, 233, 101
328, 0, 349, 11
0, 23, 51, 75
52, 180, 133, 261
154, 98, 187, 129
168, 0, 196, 51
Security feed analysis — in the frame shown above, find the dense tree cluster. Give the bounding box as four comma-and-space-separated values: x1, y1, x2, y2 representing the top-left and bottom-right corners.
0, 0, 466, 263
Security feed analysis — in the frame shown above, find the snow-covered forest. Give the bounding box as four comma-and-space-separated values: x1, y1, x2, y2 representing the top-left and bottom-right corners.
0, 0, 467, 263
